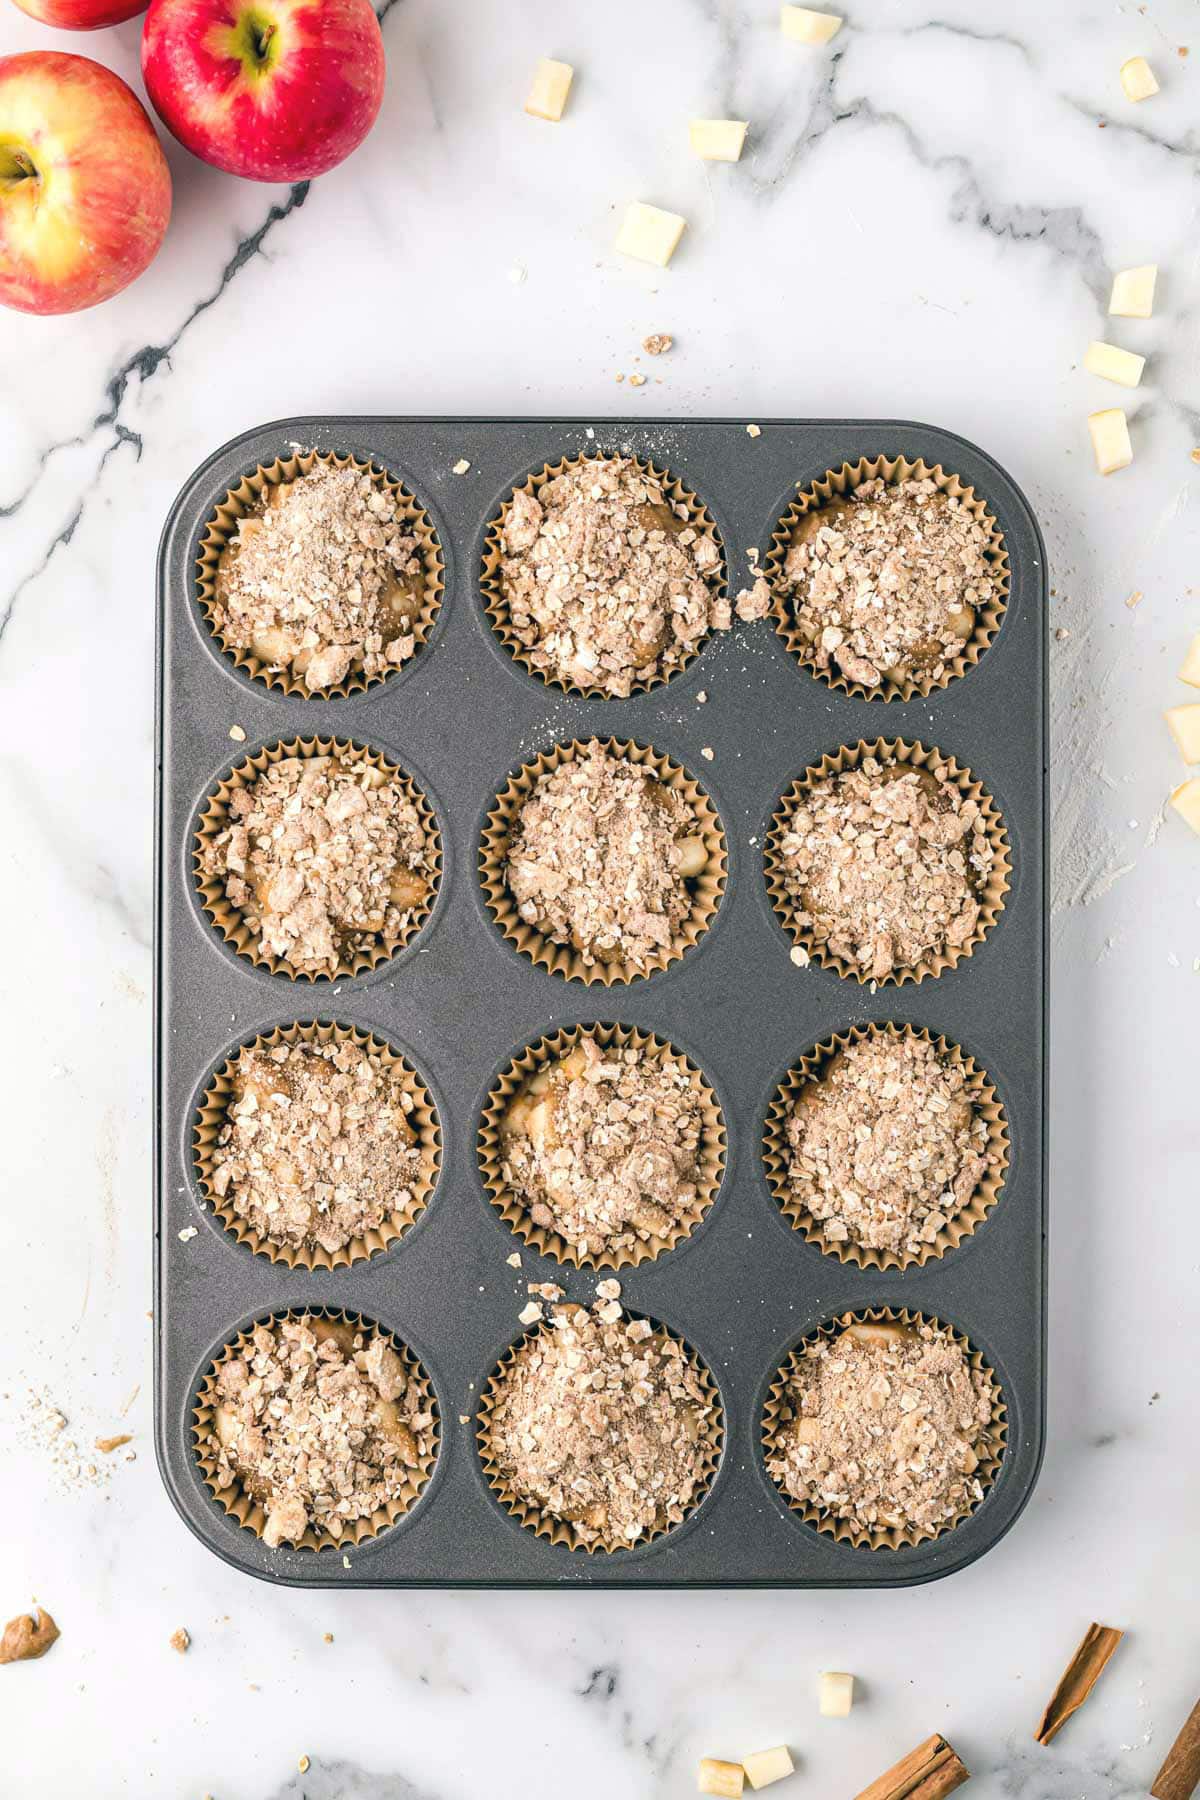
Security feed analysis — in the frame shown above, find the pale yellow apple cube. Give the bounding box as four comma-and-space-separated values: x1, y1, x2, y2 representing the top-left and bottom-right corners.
1083, 341, 1145, 388
525, 58, 574, 122
1178, 634, 1200, 689
1120, 56, 1159, 101
819, 1670, 855, 1716
1109, 265, 1157, 318
616, 202, 687, 268
698, 1760, 745, 1797
743, 1745, 795, 1789
690, 119, 749, 162
1165, 704, 1200, 764
1088, 409, 1133, 475
1170, 778, 1200, 836
781, 5, 843, 44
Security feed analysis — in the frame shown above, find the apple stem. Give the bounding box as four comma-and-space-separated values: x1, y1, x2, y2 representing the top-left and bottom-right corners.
250, 19, 275, 62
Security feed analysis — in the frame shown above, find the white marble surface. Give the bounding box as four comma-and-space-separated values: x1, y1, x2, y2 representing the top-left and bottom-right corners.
2, 0, 1198, 1794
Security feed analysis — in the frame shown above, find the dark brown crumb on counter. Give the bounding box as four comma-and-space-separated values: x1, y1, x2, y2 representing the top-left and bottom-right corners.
199, 752, 434, 977
487, 1302, 714, 1545
785, 1033, 990, 1257
211, 1039, 425, 1256
212, 462, 427, 692
497, 456, 725, 695
205, 1318, 434, 1548
501, 1035, 706, 1257
767, 1319, 995, 1536
775, 755, 993, 979
0, 1609, 60, 1665
504, 743, 708, 971
781, 478, 997, 689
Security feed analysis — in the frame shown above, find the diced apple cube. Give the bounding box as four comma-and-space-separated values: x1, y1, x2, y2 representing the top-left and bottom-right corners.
1088, 409, 1133, 475
1169, 778, 1200, 836
1165, 704, 1200, 764
616, 202, 687, 268
1109, 265, 1157, 318
819, 1670, 855, 1717
524, 58, 574, 121
1083, 341, 1145, 388
690, 119, 749, 162
743, 1745, 795, 1789
780, 5, 842, 44
1120, 56, 1160, 101
1179, 634, 1200, 689
698, 1760, 745, 1797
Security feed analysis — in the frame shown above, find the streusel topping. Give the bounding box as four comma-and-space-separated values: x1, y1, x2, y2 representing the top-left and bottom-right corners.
210, 1038, 426, 1257
501, 1035, 706, 1258
784, 1033, 990, 1257
766, 1318, 996, 1537
775, 756, 994, 979
781, 479, 998, 690
486, 1301, 715, 1545
207, 1317, 435, 1548
504, 743, 709, 971
200, 751, 434, 977
212, 462, 428, 692
497, 456, 726, 695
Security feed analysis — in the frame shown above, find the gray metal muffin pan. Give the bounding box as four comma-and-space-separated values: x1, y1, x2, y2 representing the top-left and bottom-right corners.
154, 416, 1047, 1589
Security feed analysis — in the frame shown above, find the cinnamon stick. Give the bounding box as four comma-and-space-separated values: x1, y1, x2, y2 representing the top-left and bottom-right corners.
1152, 1696, 1200, 1800
1034, 1622, 1124, 1746
852, 1732, 970, 1800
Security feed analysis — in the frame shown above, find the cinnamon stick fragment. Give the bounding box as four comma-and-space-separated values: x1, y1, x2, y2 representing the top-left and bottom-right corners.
1152, 1697, 1200, 1800
853, 1732, 970, 1800
1034, 1622, 1124, 1746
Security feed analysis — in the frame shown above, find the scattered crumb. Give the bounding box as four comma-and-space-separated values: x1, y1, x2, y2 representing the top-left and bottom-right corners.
518, 1301, 544, 1326
458, 1414, 470, 1425
505, 1252, 522, 1269
0, 1609, 60, 1664
323, 1632, 334, 1643
643, 333, 673, 355
1056, 627, 1070, 641
696, 690, 707, 703
628, 373, 647, 388
177, 1226, 198, 1243
1125, 589, 1143, 609
701, 746, 714, 760
452, 459, 471, 475
1191, 449, 1200, 464
228, 725, 246, 742
298, 1756, 311, 1774
596, 1278, 622, 1301
169, 1627, 190, 1654
94, 1434, 132, 1454
746, 424, 761, 438
528, 1281, 565, 1302
790, 945, 810, 968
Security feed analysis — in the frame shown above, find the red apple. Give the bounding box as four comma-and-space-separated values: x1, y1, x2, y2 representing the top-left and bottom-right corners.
9, 0, 147, 30
0, 51, 171, 315
142, 0, 385, 182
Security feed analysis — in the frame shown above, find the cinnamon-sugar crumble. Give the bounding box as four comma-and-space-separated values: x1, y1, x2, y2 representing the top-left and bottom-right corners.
497, 456, 726, 695
766, 1319, 995, 1536
504, 743, 709, 971
776, 755, 994, 979
199, 752, 434, 977
486, 1301, 715, 1545
781, 478, 997, 690
501, 1034, 706, 1257
212, 462, 427, 692
205, 1317, 434, 1548
785, 1033, 990, 1257
211, 1039, 425, 1256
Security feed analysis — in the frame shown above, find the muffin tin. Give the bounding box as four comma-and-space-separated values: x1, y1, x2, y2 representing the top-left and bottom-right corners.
154, 416, 1046, 1589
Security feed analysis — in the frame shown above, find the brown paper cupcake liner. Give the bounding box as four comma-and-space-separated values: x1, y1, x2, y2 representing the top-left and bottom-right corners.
195, 449, 445, 700
192, 1307, 439, 1553
761, 1306, 1007, 1552
476, 1306, 724, 1554
762, 1023, 1009, 1271
193, 1021, 442, 1272
480, 737, 727, 986
479, 451, 727, 698
193, 736, 442, 982
763, 737, 1011, 987
762, 455, 1009, 702
478, 1023, 727, 1269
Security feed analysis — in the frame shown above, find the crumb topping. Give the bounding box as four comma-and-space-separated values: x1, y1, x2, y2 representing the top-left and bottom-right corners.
501, 1034, 706, 1257
206, 1318, 434, 1548
504, 743, 708, 971
486, 1301, 714, 1545
200, 752, 434, 977
767, 1319, 995, 1536
497, 456, 726, 695
775, 755, 993, 979
212, 462, 428, 692
784, 1033, 990, 1257
211, 1038, 425, 1256
781, 478, 997, 689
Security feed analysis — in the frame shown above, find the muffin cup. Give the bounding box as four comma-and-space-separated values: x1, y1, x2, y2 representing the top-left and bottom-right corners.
476, 1306, 724, 1554
193, 1021, 442, 1272
478, 1023, 727, 1269
195, 449, 445, 700
763, 455, 1009, 702
192, 1307, 439, 1553
763, 737, 1011, 987
761, 1306, 1007, 1552
481, 737, 727, 986
193, 736, 442, 982
763, 1023, 1009, 1271
479, 451, 727, 698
